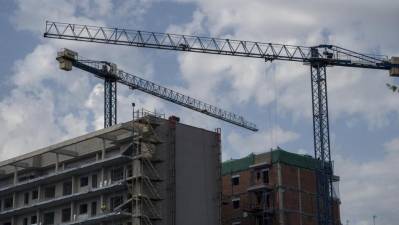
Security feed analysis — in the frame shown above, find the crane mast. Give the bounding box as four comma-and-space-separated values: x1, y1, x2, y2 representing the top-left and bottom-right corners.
45, 21, 399, 225
56, 48, 258, 132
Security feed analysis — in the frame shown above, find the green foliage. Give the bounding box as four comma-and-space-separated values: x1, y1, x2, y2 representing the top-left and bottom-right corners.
386, 83, 399, 93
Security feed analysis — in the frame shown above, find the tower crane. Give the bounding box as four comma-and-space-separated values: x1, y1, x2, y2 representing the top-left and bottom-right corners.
56, 48, 258, 131
44, 21, 399, 225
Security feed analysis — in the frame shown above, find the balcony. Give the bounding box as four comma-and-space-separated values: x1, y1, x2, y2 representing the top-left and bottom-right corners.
0, 180, 127, 217
63, 212, 131, 225
245, 204, 274, 214
0, 155, 131, 195
247, 183, 273, 192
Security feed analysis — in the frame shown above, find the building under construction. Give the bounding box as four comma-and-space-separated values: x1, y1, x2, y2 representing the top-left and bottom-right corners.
0, 113, 221, 225
221, 149, 341, 225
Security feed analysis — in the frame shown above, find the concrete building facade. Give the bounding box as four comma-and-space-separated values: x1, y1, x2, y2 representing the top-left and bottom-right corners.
0, 113, 221, 225
221, 149, 341, 225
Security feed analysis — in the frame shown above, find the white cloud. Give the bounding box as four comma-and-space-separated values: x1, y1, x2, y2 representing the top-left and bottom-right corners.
12, 0, 105, 34
0, 0, 157, 160
336, 138, 399, 225
226, 126, 300, 159
384, 137, 399, 154
12, 0, 157, 34
0, 88, 62, 159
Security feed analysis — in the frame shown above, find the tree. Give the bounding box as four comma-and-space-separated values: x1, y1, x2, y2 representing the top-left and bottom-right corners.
386, 83, 399, 93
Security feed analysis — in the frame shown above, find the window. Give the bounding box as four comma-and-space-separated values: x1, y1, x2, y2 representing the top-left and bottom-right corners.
79, 204, 88, 214
266, 194, 271, 207
111, 167, 124, 182
262, 169, 269, 184
256, 171, 261, 181
43, 212, 54, 225
110, 195, 123, 210
127, 167, 133, 178
231, 175, 240, 186
18, 173, 35, 182
63, 181, 72, 196
80, 176, 88, 187
44, 186, 55, 199
3, 222, 11, 225
62, 208, 71, 222
31, 215, 37, 224
256, 193, 262, 204
92, 174, 98, 188
91, 201, 97, 216
4, 197, 13, 209
232, 198, 240, 209
23, 218, 28, 225
32, 190, 38, 200
24, 192, 29, 205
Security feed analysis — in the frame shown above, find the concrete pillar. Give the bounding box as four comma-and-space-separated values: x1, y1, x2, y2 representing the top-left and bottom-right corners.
38, 185, 42, 201
12, 192, 16, 208
101, 167, 105, 187
55, 153, 59, 172
71, 201, 75, 221
72, 175, 76, 194
96, 152, 101, 161
100, 167, 106, 213
36, 209, 40, 225
13, 166, 18, 185
102, 139, 106, 160
100, 195, 106, 213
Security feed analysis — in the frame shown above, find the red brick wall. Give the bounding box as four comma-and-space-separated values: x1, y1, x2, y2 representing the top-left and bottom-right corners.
222, 162, 341, 225
222, 170, 252, 225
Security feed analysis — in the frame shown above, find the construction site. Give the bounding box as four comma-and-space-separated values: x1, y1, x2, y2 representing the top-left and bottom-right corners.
0, 16, 398, 225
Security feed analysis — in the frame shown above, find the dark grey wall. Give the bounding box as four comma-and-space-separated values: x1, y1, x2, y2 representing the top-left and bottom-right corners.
175, 124, 221, 225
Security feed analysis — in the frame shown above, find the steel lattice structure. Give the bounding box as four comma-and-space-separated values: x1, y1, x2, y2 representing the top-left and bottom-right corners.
56, 50, 258, 131
310, 63, 332, 225
46, 21, 398, 225
44, 21, 393, 69
104, 79, 117, 127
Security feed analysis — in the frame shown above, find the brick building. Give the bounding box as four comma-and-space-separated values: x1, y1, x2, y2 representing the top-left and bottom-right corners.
221, 148, 341, 225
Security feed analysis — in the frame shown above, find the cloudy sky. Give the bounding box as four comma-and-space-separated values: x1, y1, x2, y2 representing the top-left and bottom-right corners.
0, 0, 398, 224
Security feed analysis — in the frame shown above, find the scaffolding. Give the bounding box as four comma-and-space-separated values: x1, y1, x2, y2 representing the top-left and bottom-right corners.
247, 164, 274, 225
126, 110, 164, 225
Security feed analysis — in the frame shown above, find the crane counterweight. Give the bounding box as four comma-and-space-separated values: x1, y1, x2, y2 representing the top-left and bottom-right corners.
390, 57, 399, 77
56, 48, 77, 71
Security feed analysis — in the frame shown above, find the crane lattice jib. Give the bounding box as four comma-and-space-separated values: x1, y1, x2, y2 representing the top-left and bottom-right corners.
64, 54, 258, 132
44, 21, 393, 70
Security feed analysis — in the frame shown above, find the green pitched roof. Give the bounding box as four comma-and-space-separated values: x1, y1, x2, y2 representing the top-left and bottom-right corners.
271, 149, 316, 170
221, 148, 318, 175
221, 153, 255, 175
